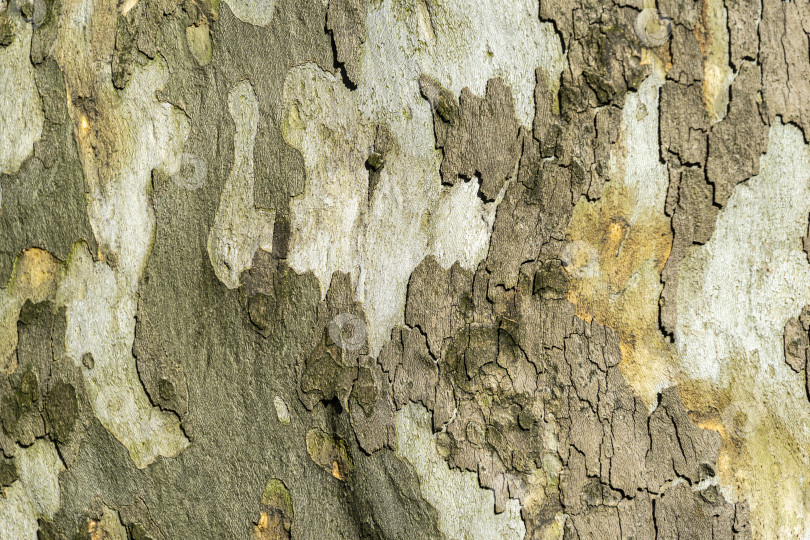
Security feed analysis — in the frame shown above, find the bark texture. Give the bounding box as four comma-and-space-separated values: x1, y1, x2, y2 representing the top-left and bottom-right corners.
1, 0, 809, 538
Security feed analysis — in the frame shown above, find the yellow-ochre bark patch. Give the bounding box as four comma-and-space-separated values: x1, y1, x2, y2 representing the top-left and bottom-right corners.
10, 248, 60, 301
565, 180, 675, 406
695, 0, 733, 123
566, 69, 810, 538
0, 248, 62, 373
679, 367, 810, 539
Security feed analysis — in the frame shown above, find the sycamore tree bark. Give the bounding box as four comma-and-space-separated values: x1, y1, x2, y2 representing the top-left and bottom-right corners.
1, 0, 809, 538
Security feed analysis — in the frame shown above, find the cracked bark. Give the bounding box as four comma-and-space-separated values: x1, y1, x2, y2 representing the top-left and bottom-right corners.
0, 0, 807, 538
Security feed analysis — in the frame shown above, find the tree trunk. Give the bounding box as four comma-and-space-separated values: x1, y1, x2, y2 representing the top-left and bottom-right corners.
0, 0, 808, 538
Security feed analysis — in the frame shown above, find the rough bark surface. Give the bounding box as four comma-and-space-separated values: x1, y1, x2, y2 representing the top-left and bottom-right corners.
1, 0, 809, 538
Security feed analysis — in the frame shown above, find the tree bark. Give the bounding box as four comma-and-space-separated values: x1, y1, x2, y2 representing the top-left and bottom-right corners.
0, 0, 808, 538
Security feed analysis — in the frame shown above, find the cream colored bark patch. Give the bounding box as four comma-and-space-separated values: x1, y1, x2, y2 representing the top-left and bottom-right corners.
54, 60, 190, 469
273, 396, 291, 425
696, 0, 733, 123
58, 244, 190, 469
51, 0, 190, 466
208, 80, 274, 289
282, 0, 562, 354
282, 64, 499, 354
222, 0, 276, 26
395, 402, 525, 540
676, 121, 810, 381
0, 21, 43, 177
0, 440, 64, 540
675, 120, 810, 539
359, 0, 563, 130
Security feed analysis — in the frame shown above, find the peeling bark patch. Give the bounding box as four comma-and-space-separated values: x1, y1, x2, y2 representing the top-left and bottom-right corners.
44, 381, 77, 442
1, 0, 804, 535
565, 73, 675, 404
395, 402, 525, 540
51, 0, 192, 463
133, 298, 190, 417
676, 120, 810, 538
705, 63, 768, 206
428, 76, 522, 202
0, 440, 63, 539
0, 20, 43, 175
0, 248, 60, 372
394, 152, 744, 539
281, 0, 563, 354
305, 428, 353, 481
208, 80, 275, 290
760, 0, 810, 139
326, 0, 364, 87
222, 0, 276, 27
564, 62, 809, 537
252, 479, 293, 540
783, 310, 809, 373
282, 63, 500, 354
